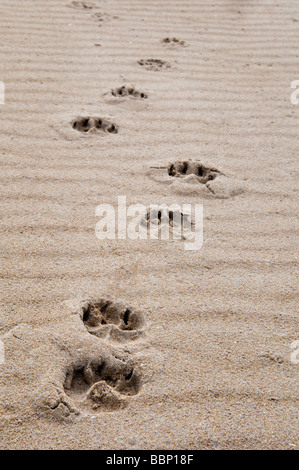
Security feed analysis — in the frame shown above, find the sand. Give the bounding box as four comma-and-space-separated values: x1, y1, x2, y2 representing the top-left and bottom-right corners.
0, 0, 298, 450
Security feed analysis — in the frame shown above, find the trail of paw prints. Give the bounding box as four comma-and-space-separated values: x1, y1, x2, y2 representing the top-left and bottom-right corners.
138, 59, 171, 71
162, 37, 186, 46
71, 116, 118, 134
111, 85, 148, 100
79, 298, 145, 343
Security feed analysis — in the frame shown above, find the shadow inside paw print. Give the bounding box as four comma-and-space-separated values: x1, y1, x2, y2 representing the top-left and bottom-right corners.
168, 160, 221, 184
111, 85, 148, 99
81, 299, 145, 342
72, 116, 118, 134
138, 59, 171, 71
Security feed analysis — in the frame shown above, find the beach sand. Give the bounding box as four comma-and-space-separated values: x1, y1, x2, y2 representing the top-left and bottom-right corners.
0, 0, 298, 449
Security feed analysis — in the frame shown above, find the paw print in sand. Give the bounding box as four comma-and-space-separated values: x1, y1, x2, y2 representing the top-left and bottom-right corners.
70, 1, 96, 9
35, 330, 142, 418
111, 85, 148, 100
168, 160, 221, 184
162, 37, 185, 46
64, 351, 141, 412
138, 59, 171, 71
71, 116, 118, 134
79, 298, 145, 342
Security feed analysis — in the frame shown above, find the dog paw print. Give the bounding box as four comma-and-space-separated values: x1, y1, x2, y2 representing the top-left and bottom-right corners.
70, 1, 96, 9
138, 59, 171, 71
258, 351, 284, 365
141, 206, 191, 227
168, 160, 221, 184
147, 160, 244, 198
167, 160, 244, 197
35, 335, 142, 418
71, 116, 118, 134
111, 85, 148, 100
64, 353, 141, 412
92, 12, 117, 25
80, 299, 145, 342
139, 205, 195, 243
162, 37, 185, 46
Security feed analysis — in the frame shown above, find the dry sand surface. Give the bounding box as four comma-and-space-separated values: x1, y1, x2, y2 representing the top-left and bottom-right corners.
0, 0, 298, 450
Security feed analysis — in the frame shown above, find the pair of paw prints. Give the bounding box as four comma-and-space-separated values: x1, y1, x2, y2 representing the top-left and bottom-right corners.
138, 59, 171, 71
36, 298, 145, 419
62, 298, 144, 415
138, 39, 186, 72
111, 85, 148, 100
70, 2, 116, 28
72, 116, 118, 134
